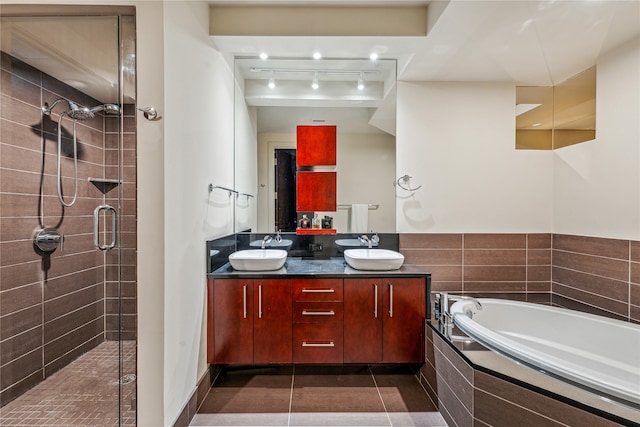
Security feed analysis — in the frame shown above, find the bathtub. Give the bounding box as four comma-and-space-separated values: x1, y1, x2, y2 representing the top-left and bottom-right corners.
450, 298, 640, 408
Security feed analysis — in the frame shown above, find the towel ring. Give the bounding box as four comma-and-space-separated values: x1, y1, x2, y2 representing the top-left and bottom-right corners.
396, 175, 422, 192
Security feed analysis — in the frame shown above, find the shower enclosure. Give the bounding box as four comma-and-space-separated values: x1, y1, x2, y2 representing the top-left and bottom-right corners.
0, 6, 137, 426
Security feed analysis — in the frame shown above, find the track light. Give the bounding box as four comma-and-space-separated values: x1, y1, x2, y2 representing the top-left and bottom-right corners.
268, 71, 275, 89
357, 72, 364, 90
312, 72, 319, 90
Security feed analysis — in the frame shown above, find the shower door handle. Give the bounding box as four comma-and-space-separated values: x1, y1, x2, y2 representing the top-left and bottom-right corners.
94, 204, 117, 251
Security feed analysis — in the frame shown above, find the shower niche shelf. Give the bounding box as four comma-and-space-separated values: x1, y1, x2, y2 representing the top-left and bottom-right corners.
89, 177, 121, 194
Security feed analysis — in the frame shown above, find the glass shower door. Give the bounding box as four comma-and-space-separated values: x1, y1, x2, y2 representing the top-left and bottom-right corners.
0, 8, 136, 426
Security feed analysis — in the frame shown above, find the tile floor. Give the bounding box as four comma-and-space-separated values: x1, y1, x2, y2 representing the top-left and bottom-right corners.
191, 365, 447, 427
0, 341, 136, 427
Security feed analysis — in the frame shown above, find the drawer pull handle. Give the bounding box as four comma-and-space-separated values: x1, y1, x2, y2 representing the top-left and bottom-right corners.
302, 341, 335, 347
302, 288, 335, 293
243, 285, 248, 319
258, 285, 263, 318
302, 310, 335, 316
374, 284, 378, 318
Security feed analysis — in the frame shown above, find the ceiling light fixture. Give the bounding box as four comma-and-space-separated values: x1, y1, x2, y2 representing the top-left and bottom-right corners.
369, 53, 379, 61
357, 72, 365, 90
259, 52, 268, 60
313, 52, 322, 60
268, 77, 276, 89
312, 72, 319, 90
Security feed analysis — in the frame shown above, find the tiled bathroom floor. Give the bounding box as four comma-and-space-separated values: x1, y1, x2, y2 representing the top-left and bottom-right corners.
191, 365, 447, 427
0, 341, 136, 427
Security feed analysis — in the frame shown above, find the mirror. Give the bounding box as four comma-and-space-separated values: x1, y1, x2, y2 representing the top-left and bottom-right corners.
233, 57, 397, 234
516, 66, 596, 150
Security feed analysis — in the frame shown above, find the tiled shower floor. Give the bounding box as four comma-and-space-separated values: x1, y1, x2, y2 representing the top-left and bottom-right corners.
191, 365, 447, 427
0, 341, 136, 427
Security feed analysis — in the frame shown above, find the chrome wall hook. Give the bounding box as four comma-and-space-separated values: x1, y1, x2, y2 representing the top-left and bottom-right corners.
137, 107, 159, 121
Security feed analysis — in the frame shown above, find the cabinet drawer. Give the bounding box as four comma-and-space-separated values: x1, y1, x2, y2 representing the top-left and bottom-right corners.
294, 279, 343, 301
294, 302, 343, 323
293, 323, 343, 363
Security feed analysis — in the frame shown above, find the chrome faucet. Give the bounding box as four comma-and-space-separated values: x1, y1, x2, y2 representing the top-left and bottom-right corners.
275, 229, 282, 242
434, 293, 482, 339
261, 235, 273, 249
359, 235, 372, 248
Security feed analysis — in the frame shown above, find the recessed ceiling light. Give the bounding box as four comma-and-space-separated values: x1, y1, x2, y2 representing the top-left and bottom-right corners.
369, 53, 379, 61
313, 52, 322, 60
259, 52, 268, 60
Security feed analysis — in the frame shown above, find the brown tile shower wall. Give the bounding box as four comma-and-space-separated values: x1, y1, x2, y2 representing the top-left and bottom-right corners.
0, 52, 136, 404
552, 234, 638, 323
399, 233, 552, 305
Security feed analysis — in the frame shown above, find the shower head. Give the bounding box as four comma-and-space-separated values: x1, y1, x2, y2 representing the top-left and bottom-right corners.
65, 103, 95, 120
42, 99, 121, 121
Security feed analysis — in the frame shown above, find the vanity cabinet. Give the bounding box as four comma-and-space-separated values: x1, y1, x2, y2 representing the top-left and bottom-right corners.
207, 275, 427, 365
344, 278, 426, 363
211, 278, 292, 364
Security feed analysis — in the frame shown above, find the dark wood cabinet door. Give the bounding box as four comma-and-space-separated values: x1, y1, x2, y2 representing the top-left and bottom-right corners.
213, 279, 253, 364
382, 278, 426, 363
253, 279, 293, 363
343, 279, 382, 363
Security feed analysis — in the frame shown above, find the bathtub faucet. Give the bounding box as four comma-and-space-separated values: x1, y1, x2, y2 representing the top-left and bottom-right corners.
434, 293, 482, 338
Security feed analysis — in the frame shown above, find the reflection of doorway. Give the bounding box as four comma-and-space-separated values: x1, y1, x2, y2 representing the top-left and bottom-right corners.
275, 149, 297, 231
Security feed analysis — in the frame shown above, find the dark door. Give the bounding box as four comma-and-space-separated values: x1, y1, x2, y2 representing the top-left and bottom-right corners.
275, 149, 297, 231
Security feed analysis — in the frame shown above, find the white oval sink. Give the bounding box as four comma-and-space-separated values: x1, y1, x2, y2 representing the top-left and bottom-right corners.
229, 249, 287, 271
344, 249, 404, 271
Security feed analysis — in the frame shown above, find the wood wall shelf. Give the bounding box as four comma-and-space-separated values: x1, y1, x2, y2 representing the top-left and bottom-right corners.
296, 228, 337, 235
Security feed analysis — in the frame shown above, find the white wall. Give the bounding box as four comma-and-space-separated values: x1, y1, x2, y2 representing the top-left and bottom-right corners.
161, 2, 236, 425
396, 82, 553, 233
553, 37, 640, 240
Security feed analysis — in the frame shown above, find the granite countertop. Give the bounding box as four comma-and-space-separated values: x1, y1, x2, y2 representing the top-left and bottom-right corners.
208, 257, 429, 278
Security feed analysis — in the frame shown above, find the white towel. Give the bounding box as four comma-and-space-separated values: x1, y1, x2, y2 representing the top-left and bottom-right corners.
350, 204, 369, 233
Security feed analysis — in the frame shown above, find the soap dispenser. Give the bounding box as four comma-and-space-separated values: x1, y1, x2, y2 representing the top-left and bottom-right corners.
312, 213, 321, 229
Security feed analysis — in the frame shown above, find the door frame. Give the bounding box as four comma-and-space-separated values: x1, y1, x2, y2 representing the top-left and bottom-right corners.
266, 140, 296, 233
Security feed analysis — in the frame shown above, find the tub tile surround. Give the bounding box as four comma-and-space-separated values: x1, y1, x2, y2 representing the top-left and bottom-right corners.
0, 51, 137, 405
422, 326, 636, 427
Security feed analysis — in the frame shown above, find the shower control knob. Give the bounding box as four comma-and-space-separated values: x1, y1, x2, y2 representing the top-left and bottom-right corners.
34, 228, 64, 253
